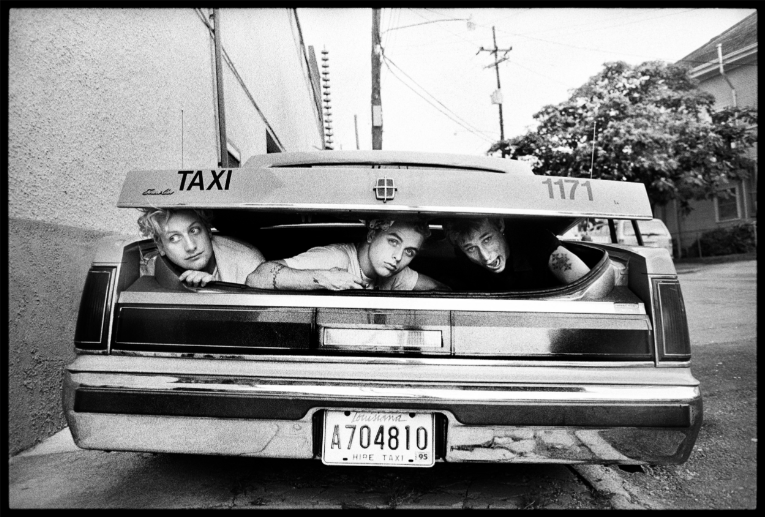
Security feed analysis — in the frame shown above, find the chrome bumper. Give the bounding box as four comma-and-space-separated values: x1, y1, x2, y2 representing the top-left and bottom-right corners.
63, 355, 702, 464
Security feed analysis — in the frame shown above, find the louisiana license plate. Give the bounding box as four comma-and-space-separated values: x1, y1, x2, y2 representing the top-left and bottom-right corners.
322, 410, 435, 467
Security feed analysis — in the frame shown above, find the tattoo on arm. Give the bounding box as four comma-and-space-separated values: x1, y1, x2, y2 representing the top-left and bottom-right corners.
271, 263, 286, 289
550, 252, 572, 272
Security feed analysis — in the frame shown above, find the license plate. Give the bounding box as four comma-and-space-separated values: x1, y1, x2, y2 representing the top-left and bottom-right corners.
322, 410, 435, 467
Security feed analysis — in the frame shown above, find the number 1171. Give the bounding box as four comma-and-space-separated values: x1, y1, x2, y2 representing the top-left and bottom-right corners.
542, 178, 593, 201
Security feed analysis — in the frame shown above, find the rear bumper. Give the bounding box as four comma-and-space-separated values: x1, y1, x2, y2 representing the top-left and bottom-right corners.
63, 355, 702, 465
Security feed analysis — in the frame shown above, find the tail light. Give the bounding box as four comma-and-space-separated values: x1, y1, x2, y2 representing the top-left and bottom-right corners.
321, 328, 444, 352
652, 279, 691, 361
74, 266, 116, 350
111, 306, 313, 353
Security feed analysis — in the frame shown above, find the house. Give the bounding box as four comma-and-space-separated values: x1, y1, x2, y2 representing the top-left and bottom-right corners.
7, 8, 325, 454
658, 11, 757, 257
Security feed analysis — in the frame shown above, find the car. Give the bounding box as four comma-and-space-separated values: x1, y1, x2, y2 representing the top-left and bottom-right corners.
563, 218, 674, 258
63, 151, 701, 467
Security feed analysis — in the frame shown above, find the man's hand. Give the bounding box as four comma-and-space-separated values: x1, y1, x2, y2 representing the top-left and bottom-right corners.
179, 270, 215, 287
316, 268, 366, 290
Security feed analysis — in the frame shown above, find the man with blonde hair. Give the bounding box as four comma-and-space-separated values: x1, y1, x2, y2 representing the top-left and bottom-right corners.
246, 218, 448, 291
138, 208, 264, 287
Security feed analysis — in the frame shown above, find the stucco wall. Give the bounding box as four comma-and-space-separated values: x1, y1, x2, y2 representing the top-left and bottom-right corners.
8, 8, 220, 235
7, 218, 114, 456
7, 7, 323, 454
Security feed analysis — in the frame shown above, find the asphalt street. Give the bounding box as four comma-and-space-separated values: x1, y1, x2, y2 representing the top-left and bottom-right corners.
615, 258, 757, 509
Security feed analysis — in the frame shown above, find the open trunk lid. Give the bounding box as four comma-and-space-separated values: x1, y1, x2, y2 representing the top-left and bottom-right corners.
117, 151, 652, 237
104, 152, 660, 361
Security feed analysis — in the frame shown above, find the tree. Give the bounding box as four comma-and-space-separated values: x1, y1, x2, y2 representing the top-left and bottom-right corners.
490, 61, 757, 214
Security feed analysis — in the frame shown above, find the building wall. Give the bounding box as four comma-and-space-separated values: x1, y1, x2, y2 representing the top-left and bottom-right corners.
661, 53, 758, 256
7, 7, 323, 455
698, 63, 758, 110
220, 8, 324, 153
666, 177, 754, 256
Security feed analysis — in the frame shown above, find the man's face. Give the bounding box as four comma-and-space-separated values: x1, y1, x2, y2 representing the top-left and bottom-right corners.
367, 223, 425, 278
456, 219, 510, 274
156, 210, 214, 271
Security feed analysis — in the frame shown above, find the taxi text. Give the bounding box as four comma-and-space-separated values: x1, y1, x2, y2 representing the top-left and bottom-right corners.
178, 170, 233, 191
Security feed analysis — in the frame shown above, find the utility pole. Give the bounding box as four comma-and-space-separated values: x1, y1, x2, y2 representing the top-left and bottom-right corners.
212, 8, 229, 167
354, 114, 360, 150
478, 26, 512, 153
371, 8, 383, 150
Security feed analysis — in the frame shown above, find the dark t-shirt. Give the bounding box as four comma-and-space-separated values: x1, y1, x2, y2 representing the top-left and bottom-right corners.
451, 224, 561, 292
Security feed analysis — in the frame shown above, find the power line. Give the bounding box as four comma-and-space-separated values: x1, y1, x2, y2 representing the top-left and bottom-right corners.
377, 44, 492, 108
382, 57, 491, 141
487, 9, 758, 66
489, 8, 533, 24
380, 53, 495, 143
551, 8, 701, 35
510, 58, 574, 88
382, 8, 402, 50
381, 8, 401, 90
424, 7, 532, 27
447, 9, 752, 66
383, 7, 395, 34
381, 50, 491, 138
383, 17, 469, 34
384, 9, 756, 67
384, 64, 496, 144
406, 8, 479, 47
377, 17, 757, 68
513, 27, 757, 67
512, 8, 675, 37
382, 37, 478, 52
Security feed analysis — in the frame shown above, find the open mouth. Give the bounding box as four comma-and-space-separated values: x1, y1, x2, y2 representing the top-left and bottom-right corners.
485, 257, 502, 271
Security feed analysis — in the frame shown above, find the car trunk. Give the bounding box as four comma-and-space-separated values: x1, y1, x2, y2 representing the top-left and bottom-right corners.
104, 220, 655, 362
94, 155, 661, 362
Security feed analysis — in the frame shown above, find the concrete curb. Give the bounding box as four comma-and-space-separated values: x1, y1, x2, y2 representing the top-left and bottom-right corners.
11, 428, 79, 459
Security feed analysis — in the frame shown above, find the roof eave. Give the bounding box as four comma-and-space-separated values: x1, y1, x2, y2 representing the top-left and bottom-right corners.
686, 43, 758, 81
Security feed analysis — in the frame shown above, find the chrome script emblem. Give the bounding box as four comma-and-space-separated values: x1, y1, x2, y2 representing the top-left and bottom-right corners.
373, 177, 397, 203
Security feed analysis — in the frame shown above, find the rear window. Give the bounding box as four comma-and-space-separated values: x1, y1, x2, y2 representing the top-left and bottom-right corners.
624, 220, 668, 236
127, 217, 611, 297
590, 223, 611, 236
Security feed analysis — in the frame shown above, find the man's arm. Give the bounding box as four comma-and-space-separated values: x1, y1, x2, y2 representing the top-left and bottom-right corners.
547, 246, 590, 284
413, 272, 451, 291
245, 260, 365, 290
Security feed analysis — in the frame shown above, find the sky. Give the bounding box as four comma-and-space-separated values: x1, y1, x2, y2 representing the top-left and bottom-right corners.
298, 7, 756, 156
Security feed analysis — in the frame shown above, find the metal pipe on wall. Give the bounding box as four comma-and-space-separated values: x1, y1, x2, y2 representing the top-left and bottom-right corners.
212, 8, 229, 167
717, 44, 738, 108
